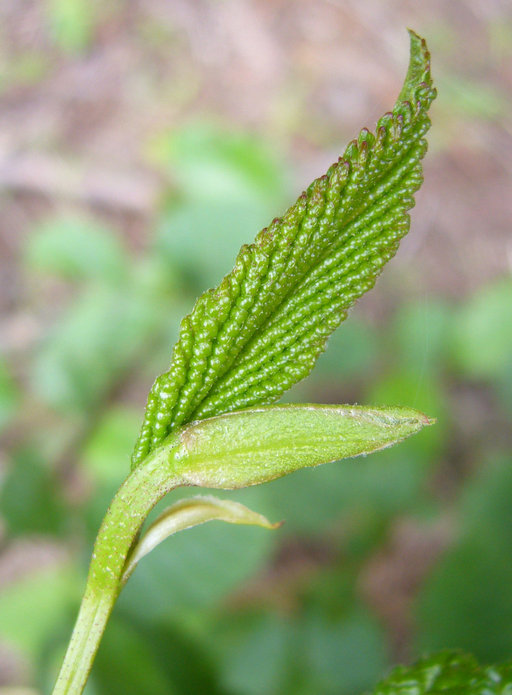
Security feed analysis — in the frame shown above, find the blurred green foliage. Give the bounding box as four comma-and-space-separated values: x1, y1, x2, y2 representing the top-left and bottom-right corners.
0, 357, 19, 432
416, 455, 512, 661
25, 217, 129, 284
0, 448, 67, 537
153, 122, 288, 288
450, 278, 512, 381
0, 564, 80, 657
1, 121, 511, 694
45, 0, 102, 54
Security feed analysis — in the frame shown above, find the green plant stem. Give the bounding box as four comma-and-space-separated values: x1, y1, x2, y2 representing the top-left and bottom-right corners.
52, 438, 181, 695
51, 403, 432, 693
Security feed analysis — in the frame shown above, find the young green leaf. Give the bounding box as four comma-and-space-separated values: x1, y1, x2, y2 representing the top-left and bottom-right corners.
131, 30, 436, 470
371, 651, 512, 694
121, 495, 280, 585
170, 403, 433, 489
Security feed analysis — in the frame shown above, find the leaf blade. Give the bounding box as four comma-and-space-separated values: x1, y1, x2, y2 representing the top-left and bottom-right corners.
171, 404, 434, 489
132, 31, 436, 469
122, 495, 280, 584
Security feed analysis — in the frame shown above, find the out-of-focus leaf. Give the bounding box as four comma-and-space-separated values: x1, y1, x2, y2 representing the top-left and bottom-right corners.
391, 299, 452, 373
151, 122, 287, 204
154, 124, 287, 288
0, 448, 67, 536
305, 611, 388, 695
123, 495, 279, 584
46, 0, 98, 53
495, 360, 512, 415
218, 614, 291, 695
157, 200, 277, 289
118, 517, 275, 620
25, 216, 128, 283
81, 408, 142, 485
1, 51, 50, 91
31, 284, 161, 412
88, 617, 176, 695
450, 277, 512, 380
0, 358, 19, 432
90, 614, 225, 695
416, 457, 512, 661
371, 650, 512, 694
460, 456, 512, 552
313, 318, 378, 382
0, 565, 78, 656
417, 539, 512, 662
217, 609, 387, 695
439, 73, 509, 120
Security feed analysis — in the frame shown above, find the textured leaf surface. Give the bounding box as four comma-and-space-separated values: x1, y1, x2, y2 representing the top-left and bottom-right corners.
169, 404, 433, 489
371, 651, 512, 694
131, 31, 436, 469
122, 495, 279, 584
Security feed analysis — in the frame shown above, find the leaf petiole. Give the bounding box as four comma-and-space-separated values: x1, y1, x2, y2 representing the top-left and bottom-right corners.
52, 442, 181, 695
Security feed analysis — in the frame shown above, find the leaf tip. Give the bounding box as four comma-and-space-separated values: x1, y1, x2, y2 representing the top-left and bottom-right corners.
399, 29, 435, 105
412, 410, 437, 428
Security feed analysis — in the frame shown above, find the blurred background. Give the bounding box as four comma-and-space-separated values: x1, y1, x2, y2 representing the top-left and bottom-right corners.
1, 1, 512, 693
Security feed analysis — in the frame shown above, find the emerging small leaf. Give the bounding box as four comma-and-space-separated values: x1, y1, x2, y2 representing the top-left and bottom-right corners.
132, 31, 436, 469
122, 495, 280, 584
